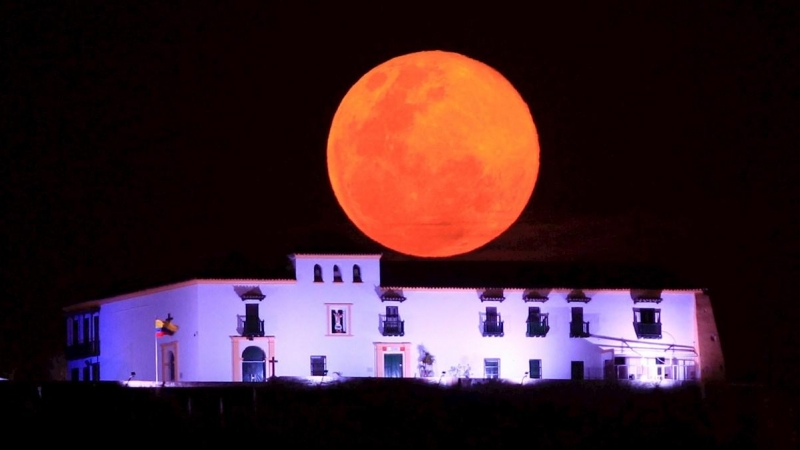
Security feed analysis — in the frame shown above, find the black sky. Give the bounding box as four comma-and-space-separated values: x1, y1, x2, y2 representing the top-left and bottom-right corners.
4, 2, 799, 382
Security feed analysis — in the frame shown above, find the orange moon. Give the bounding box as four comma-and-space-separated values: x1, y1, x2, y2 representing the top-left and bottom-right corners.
327, 50, 540, 257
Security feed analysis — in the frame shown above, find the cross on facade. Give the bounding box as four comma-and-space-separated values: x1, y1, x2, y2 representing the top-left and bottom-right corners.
268, 356, 278, 377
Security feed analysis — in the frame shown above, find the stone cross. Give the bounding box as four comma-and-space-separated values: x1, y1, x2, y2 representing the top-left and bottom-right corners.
269, 356, 278, 377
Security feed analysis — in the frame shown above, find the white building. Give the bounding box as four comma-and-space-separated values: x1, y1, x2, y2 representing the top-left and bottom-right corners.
63, 253, 725, 385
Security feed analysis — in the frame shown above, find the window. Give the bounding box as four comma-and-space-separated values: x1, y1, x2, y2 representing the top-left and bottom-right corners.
242, 303, 264, 337
66, 318, 74, 346
482, 307, 504, 336
571, 361, 584, 380
333, 265, 343, 283
526, 307, 550, 337
381, 305, 404, 336
66, 311, 100, 360
83, 316, 90, 343
633, 308, 662, 339
326, 304, 352, 336
570, 307, 589, 337
311, 356, 327, 376
83, 366, 90, 382
529, 359, 542, 379
314, 264, 323, 282
353, 265, 362, 283
614, 357, 629, 380
484, 358, 500, 379
91, 362, 100, 381
71, 368, 79, 381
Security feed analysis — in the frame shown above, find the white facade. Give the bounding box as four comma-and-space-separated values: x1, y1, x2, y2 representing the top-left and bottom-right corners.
64, 253, 716, 384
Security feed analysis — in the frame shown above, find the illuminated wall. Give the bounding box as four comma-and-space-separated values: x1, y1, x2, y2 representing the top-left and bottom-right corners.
64, 254, 709, 383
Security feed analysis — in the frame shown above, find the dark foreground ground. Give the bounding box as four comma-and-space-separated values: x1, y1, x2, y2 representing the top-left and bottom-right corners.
1, 379, 797, 448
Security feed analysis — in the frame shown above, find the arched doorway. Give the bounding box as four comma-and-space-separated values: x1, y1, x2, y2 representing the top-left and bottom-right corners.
160, 341, 179, 382
166, 350, 176, 381
242, 346, 266, 382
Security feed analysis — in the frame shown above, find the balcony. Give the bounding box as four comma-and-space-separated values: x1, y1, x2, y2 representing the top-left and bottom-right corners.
526, 320, 550, 337
237, 315, 265, 338
570, 321, 590, 338
65, 340, 100, 360
482, 319, 504, 337
633, 322, 662, 339
380, 317, 405, 336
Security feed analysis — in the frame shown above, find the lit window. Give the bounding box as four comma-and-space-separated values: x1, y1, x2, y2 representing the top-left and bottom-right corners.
484, 358, 500, 379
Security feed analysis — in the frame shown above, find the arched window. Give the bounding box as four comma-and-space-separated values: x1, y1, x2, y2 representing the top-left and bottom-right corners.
353, 265, 362, 283
333, 265, 343, 283
314, 264, 323, 282
242, 346, 266, 382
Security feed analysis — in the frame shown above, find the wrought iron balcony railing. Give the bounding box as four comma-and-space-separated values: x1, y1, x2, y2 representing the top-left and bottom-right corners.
633, 322, 662, 339
569, 321, 590, 338
526, 321, 550, 337
237, 315, 265, 337
65, 340, 100, 360
381, 319, 405, 336
482, 319, 504, 337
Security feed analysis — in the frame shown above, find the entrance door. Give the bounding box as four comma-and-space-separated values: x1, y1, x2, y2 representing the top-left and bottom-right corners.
384, 353, 403, 378
571, 361, 584, 380
242, 346, 266, 382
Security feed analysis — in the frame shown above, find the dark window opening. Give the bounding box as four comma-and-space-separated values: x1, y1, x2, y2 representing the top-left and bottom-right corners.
353, 265, 362, 283
571, 361, 584, 380
83, 316, 90, 343
333, 265, 343, 283
570, 307, 590, 337
633, 308, 662, 339
314, 264, 323, 282
529, 359, 542, 379
381, 306, 404, 336
243, 303, 264, 337
483, 307, 504, 336
526, 307, 550, 337
311, 356, 327, 376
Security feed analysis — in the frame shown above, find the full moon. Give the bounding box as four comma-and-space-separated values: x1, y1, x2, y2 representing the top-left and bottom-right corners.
327, 50, 540, 257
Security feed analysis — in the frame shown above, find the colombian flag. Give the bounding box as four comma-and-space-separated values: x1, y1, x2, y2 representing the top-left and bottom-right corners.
155, 318, 179, 337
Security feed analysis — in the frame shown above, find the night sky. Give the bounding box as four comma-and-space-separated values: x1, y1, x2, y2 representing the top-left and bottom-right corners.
5, 2, 799, 382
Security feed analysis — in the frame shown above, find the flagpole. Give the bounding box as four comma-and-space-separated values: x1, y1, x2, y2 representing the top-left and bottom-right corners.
154, 318, 159, 383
